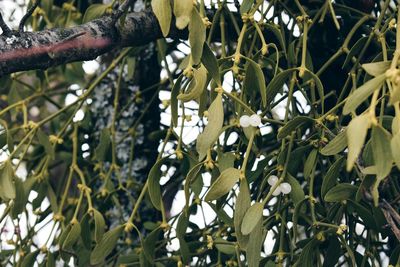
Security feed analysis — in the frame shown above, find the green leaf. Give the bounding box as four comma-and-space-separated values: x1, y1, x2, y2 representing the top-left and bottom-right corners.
346, 114, 370, 171
266, 68, 296, 107
392, 132, 400, 170
392, 114, 400, 135
46, 252, 55, 267
343, 74, 386, 115
151, 0, 172, 37
176, 213, 190, 263
286, 174, 305, 205
82, 4, 109, 23
184, 162, 203, 205
215, 238, 235, 254
362, 61, 391, 77
62, 222, 81, 250
241, 202, 264, 235
293, 239, 318, 267
303, 148, 318, 179
218, 151, 236, 172
173, 0, 193, 29
264, 23, 286, 53
293, 198, 309, 241
93, 209, 106, 243
37, 129, 54, 159
324, 183, 357, 202
303, 69, 325, 112
11, 177, 35, 219
321, 157, 344, 198
343, 36, 368, 68
209, 203, 233, 225
234, 179, 251, 249
371, 125, 392, 179
21, 250, 39, 267
148, 157, 169, 210
0, 161, 16, 200
143, 227, 162, 263
189, 8, 206, 65
171, 75, 183, 127
178, 65, 207, 102
240, 0, 253, 14
243, 58, 267, 107
196, 93, 224, 161
90, 225, 124, 265
278, 116, 314, 139
94, 128, 111, 161
205, 168, 240, 201
201, 43, 221, 85
80, 214, 92, 249
246, 218, 264, 267
320, 129, 347, 156
348, 200, 377, 230
323, 237, 341, 267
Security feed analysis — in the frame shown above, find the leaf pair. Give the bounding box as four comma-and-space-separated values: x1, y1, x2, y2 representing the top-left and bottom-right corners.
233, 180, 264, 267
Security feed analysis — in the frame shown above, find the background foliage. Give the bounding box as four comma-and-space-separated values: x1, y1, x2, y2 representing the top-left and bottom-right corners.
0, 0, 400, 266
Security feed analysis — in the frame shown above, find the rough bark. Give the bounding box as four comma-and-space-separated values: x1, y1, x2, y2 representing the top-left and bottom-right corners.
0, 10, 183, 76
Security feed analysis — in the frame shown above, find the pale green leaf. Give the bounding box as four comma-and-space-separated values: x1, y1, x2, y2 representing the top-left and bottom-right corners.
246, 218, 264, 267
148, 157, 169, 210
82, 4, 109, 23
320, 129, 347, 156
0, 161, 16, 200
321, 156, 344, 198
205, 168, 240, 201
346, 114, 370, 171
362, 61, 391, 77
201, 43, 220, 85
173, 0, 193, 29
244, 58, 267, 107
178, 65, 207, 102
266, 68, 296, 107
303, 148, 318, 179
151, 0, 172, 37
94, 128, 111, 161
278, 116, 314, 139
171, 75, 183, 127
343, 74, 386, 115
371, 125, 392, 179
90, 225, 124, 265
324, 183, 357, 202
37, 129, 54, 159
392, 132, 400, 170
234, 179, 251, 249
241, 202, 263, 235
196, 93, 224, 161
189, 9, 206, 65
62, 222, 81, 250
93, 209, 106, 243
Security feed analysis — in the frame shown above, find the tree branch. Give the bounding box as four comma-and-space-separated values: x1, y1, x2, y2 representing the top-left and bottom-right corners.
0, 10, 184, 77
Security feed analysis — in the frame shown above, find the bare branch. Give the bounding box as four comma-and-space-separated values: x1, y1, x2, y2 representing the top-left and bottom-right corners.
0, 10, 184, 77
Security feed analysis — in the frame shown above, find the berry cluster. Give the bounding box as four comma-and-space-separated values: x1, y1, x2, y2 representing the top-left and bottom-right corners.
267, 175, 292, 196
239, 114, 261, 127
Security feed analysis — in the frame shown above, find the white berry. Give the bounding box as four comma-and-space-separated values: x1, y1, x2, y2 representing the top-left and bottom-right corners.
249, 114, 261, 127
280, 182, 292, 194
239, 115, 251, 127
272, 186, 281, 196
267, 175, 278, 186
